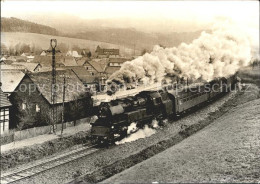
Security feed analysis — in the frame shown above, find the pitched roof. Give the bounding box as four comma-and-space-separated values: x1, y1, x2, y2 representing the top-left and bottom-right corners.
66, 51, 82, 58
32, 55, 64, 66
62, 56, 78, 66
1, 57, 7, 61
88, 59, 108, 73
0, 64, 26, 71
0, 60, 6, 64
32, 55, 77, 67
28, 70, 90, 104
0, 70, 25, 93
3, 60, 14, 65
40, 51, 47, 56
37, 67, 66, 72
72, 51, 81, 57
0, 89, 12, 108
95, 46, 119, 55
105, 66, 121, 75
108, 57, 129, 63
12, 62, 41, 72
71, 67, 98, 84
7, 56, 27, 62
76, 57, 89, 66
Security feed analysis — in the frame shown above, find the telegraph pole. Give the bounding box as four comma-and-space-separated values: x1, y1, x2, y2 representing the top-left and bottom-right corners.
46, 39, 60, 134
61, 75, 66, 135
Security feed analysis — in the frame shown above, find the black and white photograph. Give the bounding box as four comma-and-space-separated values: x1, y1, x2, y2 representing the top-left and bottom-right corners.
0, 0, 259, 183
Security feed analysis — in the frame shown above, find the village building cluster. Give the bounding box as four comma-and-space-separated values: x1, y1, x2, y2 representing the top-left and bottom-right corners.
0, 45, 135, 134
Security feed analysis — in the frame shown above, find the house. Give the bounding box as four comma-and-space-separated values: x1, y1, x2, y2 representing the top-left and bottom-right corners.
71, 67, 99, 90
0, 89, 12, 134
62, 56, 78, 66
27, 55, 35, 62
104, 66, 121, 78
66, 51, 82, 58
21, 52, 34, 57
107, 57, 129, 67
32, 55, 63, 67
82, 57, 129, 86
32, 55, 78, 67
21, 53, 28, 57
0, 64, 27, 72
7, 56, 27, 62
9, 70, 92, 129
0, 60, 6, 64
12, 62, 42, 72
0, 70, 25, 129
103, 57, 129, 78
40, 51, 47, 56
40, 51, 64, 57
2, 60, 14, 65
1, 56, 7, 62
95, 45, 119, 58
76, 57, 90, 66
84, 59, 108, 75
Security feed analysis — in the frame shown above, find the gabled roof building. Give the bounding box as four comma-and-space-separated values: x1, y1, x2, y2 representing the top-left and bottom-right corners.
8, 70, 92, 129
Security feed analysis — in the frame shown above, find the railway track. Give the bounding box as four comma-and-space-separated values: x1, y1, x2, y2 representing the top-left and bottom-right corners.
0, 144, 98, 184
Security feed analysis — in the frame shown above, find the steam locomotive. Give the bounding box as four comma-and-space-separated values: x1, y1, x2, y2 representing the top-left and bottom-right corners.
90, 75, 238, 145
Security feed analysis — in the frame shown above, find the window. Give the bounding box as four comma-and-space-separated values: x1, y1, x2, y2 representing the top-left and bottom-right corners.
36, 104, 40, 112
0, 108, 9, 131
86, 67, 89, 70
22, 103, 26, 110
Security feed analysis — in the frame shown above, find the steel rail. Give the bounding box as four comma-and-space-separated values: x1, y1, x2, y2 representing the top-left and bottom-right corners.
1, 144, 98, 184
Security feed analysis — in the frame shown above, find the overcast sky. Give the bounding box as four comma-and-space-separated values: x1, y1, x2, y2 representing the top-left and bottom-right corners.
1, 1, 259, 33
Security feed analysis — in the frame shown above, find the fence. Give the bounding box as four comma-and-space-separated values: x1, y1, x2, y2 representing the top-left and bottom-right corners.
0, 117, 90, 145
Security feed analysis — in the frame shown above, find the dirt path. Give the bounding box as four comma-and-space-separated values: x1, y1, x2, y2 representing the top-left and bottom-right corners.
104, 98, 260, 183
1, 123, 91, 153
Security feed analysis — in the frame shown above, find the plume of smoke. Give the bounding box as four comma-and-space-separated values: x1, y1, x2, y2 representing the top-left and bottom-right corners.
116, 125, 156, 145
109, 20, 258, 84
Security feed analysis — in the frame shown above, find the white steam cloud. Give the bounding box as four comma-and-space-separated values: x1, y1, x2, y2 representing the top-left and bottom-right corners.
116, 120, 160, 145
116, 125, 156, 145
109, 20, 259, 84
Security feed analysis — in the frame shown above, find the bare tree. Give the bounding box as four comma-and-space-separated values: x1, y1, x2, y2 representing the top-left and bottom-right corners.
87, 51, 92, 58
